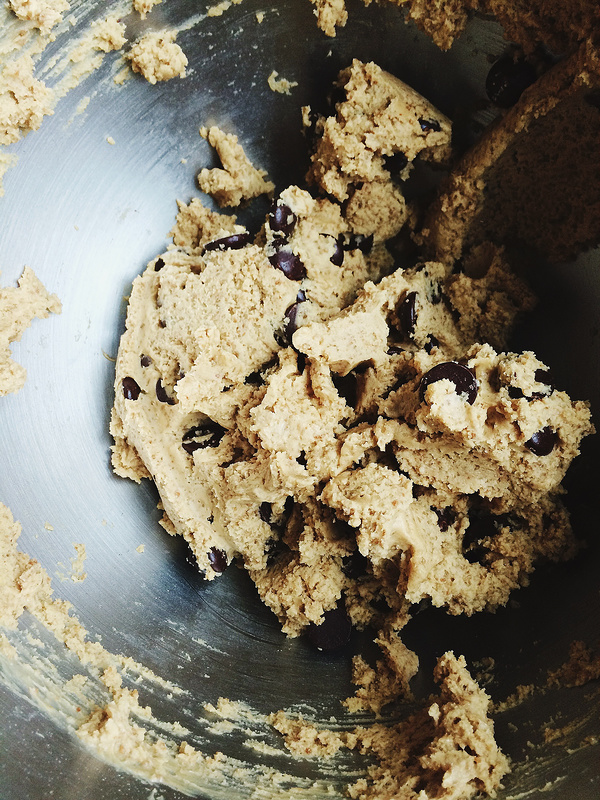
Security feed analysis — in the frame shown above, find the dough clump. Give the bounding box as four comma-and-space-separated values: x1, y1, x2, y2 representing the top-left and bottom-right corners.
0, 55, 54, 146
8, 0, 69, 34
0, 267, 62, 395
198, 126, 275, 207
128, 31, 188, 85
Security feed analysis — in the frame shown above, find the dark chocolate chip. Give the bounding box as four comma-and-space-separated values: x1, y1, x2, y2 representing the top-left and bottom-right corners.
296, 352, 306, 374
486, 56, 536, 108
329, 235, 344, 267
526, 426, 558, 456
384, 151, 409, 174
182, 421, 226, 453
154, 257, 165, 271
283, 291, 308, 343
269, 203, 296, 236
140, 354, 152, 367
397, 291, 418, 338
418, 118, 441, 132
204, 232, 251, 252
297, 451, 307, 466
387, 344, 404, 356
434, 506, 456, 532
245, 371, 263, 386
268, 249, 307, 281
156, 379, 176, 405
208, 547, 228, 574
419, 361, 478, 405
122, 377, 141, 400
306, 601, 352, 651
341, 551, 369, 579
332, 371, 358, 409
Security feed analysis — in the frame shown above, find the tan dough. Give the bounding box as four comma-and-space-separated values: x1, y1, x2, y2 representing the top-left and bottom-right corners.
0, 55, 54, 146
198, 125, 275, 207
128, 31, 188, 85
8, 0, 69, 34
0, 267, 62, 395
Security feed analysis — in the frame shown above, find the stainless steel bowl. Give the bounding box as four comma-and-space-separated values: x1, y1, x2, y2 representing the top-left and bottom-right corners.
0, 2, 598, 798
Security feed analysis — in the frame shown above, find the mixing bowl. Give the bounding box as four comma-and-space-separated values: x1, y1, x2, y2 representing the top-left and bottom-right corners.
0, 1, 598, 798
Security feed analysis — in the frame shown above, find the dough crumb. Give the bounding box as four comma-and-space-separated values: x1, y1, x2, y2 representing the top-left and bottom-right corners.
106, 135, 115, 145
267, 70, 298, 95
132, 0, 162, 19
207, 0, 244, 16
8, 0, 69, 35
309, 0, 348, 37
128, 31, 188, 85
0, 55, 54, 146
198, 125, 275, 207
0, 266, 62, 396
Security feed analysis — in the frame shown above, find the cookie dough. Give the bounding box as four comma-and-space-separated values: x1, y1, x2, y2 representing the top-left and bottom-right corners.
110, 59, 593, 800
0, 266, 62, 395
0, 54, 54, 145
198, 125, 275, 207
111, 61, 592, 642
271, 652, 509, 800
128, 31, 188, 85
8, 0, 69, 34
132, 0, 162, 19
422, 35, 600, 264
310, 0, 598, 54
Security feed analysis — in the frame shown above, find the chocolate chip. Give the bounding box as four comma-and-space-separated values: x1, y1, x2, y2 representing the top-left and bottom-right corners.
526, 426, 558, 456
269, 203, 296, 237
384, 151, 408, 174
268, 249, 307, 281
419, 362, 478, 405
397, 291, 418, 338
154, 257, 165, 271
140, 355, 152, 367
182, 421, 226, 453
204, 232, 251, 252
306, 601, 352, 651
283, 291, 308, 344
297, 451, 307, 467
297, 352, 306, 374
122, 377, 141, 400
332, 371, 358, 409
259, 502, 272, 523
429, 282, 442, 305
418, 118, 441, 132
208, 547, 228, 573
329, 235, 344, 267
486, 56, 536, 108
156, 379, 176, 405
434, 506, 456, 532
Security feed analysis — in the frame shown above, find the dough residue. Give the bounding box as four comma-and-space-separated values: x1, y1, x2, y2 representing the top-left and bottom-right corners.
0, 266, 61, 395
198, 124, 275, 207
128, 31, 188, 85
0, 53, 53, 145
